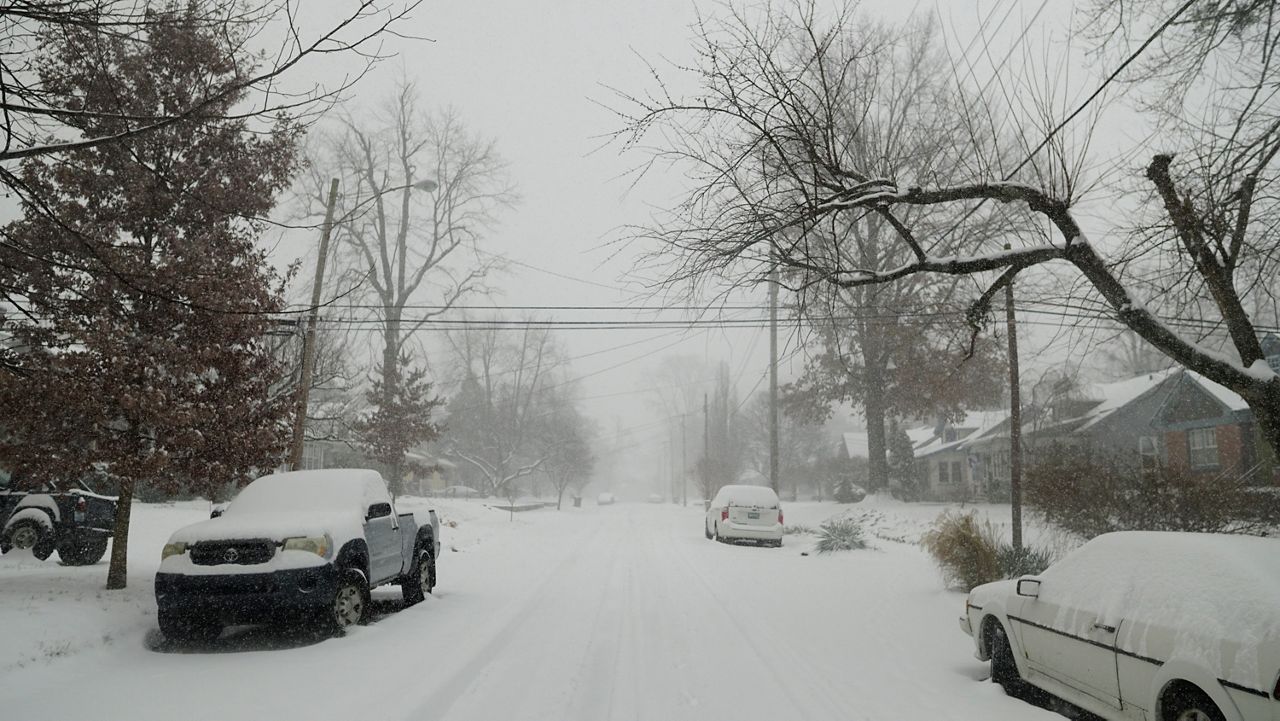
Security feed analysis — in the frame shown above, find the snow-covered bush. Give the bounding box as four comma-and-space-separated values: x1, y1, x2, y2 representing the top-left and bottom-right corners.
920, 510, 1002, 590
1026, 446, 1275, 538
814, 518, 868, 553
783, 524, 815, 535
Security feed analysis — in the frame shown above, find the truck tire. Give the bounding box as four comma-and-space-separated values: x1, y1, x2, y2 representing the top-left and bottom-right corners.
402, 548, 435, 606
57, 533, 109, 566
158, 610, 221, 644
2, 518, 55, 560
324, 568, 368, 635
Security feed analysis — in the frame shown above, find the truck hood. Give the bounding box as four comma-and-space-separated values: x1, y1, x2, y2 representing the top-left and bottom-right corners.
167, 511, 364, 546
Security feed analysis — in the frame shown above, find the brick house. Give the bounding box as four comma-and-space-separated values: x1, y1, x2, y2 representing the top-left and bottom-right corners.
1152, 371, 1273, 484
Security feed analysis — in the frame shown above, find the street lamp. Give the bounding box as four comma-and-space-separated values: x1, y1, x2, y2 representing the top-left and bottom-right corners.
287, 176, 438, 470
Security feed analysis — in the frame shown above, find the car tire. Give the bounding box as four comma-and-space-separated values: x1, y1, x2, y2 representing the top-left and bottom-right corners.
402, 548, 434, 606
57, 533, 109, 566
325, 568, 369, 635
1163, 686, 1226, 721
988, 621, 1026, 695
2, 518, 55, 560
158, 610, 221, 644
714, 523, 730, 544
705, 522, 713, 540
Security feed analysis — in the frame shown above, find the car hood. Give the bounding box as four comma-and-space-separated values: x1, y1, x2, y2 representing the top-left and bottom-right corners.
167, 511, 363, 545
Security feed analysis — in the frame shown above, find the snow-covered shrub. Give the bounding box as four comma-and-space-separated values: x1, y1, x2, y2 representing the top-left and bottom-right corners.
1026, 446, 1274, 538
814, 518, 867, 553
920, 510, 1002, 591
783, 524, 815, 535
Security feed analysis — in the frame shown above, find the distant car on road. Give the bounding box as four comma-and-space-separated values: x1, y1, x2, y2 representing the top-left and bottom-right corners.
440, 485, 482, 498
705, 485, 782, 547
648, 493, 664, 504
156, 469, 440, 642
961, 531, 1280, 721
596, 492, 616, 506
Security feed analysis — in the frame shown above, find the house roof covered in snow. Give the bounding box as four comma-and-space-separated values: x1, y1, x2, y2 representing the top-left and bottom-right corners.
841, 431, 869, 459
912, 410, 1009, 458
1068, 367, 1181, 432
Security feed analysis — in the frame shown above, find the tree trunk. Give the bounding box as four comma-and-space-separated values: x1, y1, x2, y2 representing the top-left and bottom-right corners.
1248, 382, 1280, 483
383, 312, 403, 496
105, 476, 134, 590
555, 484, 565, 510
864, 386, 888, 491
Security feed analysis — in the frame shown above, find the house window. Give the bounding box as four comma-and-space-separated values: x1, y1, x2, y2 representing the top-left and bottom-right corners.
951, 461, 963, 485
301, 444, 325, 471
1138, 436, 1159, 476
1187, 428, 1218, 469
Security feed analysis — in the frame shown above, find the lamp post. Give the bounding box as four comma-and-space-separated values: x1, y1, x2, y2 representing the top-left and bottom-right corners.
287, 177, 438, 470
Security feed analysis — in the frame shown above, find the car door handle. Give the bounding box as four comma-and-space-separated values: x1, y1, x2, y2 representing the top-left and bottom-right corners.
1093, 622, 1117, 633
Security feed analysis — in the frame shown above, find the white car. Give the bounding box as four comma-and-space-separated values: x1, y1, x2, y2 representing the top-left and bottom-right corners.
596, 492, 616, 506
961, 531, 1280, 721
704, 484, 783, 547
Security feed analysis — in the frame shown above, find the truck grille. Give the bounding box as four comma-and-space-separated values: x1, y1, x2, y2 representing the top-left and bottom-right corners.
189, 540, 275, 566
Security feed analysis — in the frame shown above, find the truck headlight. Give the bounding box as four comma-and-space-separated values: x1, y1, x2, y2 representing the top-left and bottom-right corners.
161, 542, 187, 560
283, 536, 330, 558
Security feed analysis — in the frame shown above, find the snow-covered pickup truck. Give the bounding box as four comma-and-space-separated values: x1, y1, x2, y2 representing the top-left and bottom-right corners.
0, 482, 117, 565
155, 469, 440, 642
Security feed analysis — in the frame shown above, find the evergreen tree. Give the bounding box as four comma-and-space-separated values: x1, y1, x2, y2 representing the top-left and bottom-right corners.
0, 5, 300, 589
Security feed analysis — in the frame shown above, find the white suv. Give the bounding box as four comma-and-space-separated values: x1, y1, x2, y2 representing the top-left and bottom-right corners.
704, 485, 783, 547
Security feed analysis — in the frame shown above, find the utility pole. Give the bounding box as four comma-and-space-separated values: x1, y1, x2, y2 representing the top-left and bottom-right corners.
769, 268, 780, 496
704, 393, 710, 499
681, 413, 688, 506
288, 178, 339, 470
1004, 244, 1023, 553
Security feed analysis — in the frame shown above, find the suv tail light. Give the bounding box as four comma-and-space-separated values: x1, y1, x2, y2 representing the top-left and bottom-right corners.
778, 510, 784, 525
721, 508, 728, 522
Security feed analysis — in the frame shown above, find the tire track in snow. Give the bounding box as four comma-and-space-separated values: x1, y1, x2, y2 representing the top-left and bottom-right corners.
660, 528, 855, 720
400, 521, 613, 720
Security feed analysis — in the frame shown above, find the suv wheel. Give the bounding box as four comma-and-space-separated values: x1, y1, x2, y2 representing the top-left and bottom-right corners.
2, 519, 55, 560
57, 533, 109, 566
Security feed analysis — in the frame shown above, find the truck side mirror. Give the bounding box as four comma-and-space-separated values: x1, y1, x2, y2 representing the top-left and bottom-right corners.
366, 502, 392, 521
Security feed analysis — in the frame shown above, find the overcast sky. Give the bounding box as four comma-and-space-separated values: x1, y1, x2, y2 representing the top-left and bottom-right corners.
271, 0, 1146, 495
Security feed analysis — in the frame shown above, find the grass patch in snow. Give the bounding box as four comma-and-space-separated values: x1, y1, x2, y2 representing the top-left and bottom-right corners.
814, 518, 869, 553
783, 524, 815, 535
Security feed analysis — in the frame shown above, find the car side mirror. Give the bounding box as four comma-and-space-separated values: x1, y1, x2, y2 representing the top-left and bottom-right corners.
366, 502, 392, 521
1016, 577, 1041, 598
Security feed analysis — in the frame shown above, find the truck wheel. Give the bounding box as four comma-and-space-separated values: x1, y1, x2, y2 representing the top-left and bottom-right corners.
325, 569, 368, 634
158, 610, 221, 645
57, 533, 109, 566
402, 549, 433, 606
2, 519, 55, 560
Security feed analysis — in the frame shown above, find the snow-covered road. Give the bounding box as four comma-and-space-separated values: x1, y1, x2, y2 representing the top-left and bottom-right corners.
0, 499, 1063, 721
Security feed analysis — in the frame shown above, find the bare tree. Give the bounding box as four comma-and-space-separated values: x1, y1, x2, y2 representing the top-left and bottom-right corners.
442, 321, 564, 497
536, 386, 596, 509
615, 0, 1280, 462
0, 0, 417, 165
309, 80, 515, 492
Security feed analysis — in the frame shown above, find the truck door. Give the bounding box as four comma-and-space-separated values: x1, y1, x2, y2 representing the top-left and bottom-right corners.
363, 502, 400, 584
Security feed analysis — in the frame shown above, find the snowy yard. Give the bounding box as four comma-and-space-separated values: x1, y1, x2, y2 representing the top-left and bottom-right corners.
0, 495, 1070, 721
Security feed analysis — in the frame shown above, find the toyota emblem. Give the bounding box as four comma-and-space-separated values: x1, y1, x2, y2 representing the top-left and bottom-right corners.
223, 548, 240, 563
